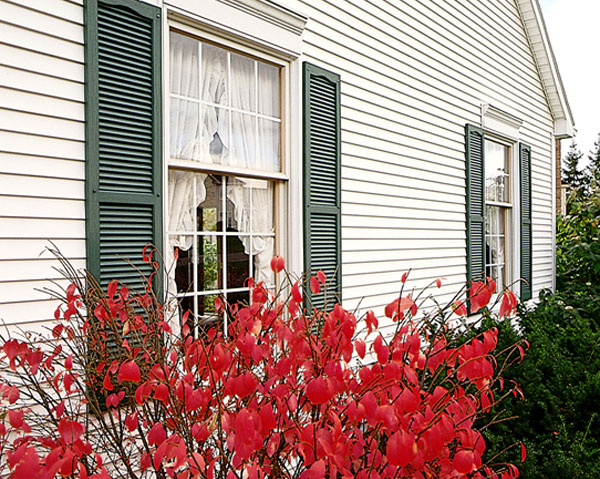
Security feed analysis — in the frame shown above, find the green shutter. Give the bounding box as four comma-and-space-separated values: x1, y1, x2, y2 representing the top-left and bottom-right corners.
465, 124, 486, 286
303, 63, 341, 310
85, 0, 162, 292
520, 143, 533, 301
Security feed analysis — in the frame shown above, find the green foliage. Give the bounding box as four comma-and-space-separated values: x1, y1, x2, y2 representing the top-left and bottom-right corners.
480, 185, 600, 478
480, 290, 600, 479
557, 187, 600, 291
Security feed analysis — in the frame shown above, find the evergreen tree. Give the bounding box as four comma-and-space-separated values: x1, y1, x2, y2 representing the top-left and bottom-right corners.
562, 141, 585, 191
586, 133, 600, 185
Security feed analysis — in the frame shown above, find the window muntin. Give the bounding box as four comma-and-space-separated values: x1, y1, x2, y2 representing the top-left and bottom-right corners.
485, 139, 511, 291
167, 31, 281, 333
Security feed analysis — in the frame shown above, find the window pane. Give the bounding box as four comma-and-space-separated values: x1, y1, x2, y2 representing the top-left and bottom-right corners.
202, 107, 229, 164
251, 180, 274, 234
170, 32, 199, 97
258, 62, 280, 117
197, 294, 220, 334
174, 244, 194, 293
227, 235, 250, 289
170, 99, 200, 161
231, 53, 256, 112
485, 140, 509, 203
485, 205, 507, 288
258, 118, 280, 171
197, 175, 222, 232
230, 112, 257, 169
198, 235, 221, 291
253, 236, 274, 288
177, 295, 195, 324
202, 43, 228, 105
227, 291, 250, 310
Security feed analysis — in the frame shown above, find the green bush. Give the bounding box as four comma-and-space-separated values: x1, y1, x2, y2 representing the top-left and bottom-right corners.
557, 187, 600, 293
480, 290, 600, 479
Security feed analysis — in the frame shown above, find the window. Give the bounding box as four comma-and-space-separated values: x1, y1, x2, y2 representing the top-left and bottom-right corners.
465, 124, 532, 301
485, 139, 511, 291
167, 31, 283, 331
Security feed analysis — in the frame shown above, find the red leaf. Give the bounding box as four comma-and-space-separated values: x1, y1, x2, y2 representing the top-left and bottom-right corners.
125, 412, 139, 432
453, 300, 467, 316
435, 278, 442, 288
11, 447, 40, 479
310, 276, 320, 295
7, 386, 19, 404
354, 339, 366, 359
107, 280, 118, 298
270, 255, 285, 273
292, 282, 303, 303
317, 270, 326, 285
8, 410, 24, 429
387, 430, 417, 467
148, 422, 166, 446
401, 272, 408, 283
306, 377, 332, 405
103, 372, 113, 391
499, 292, 511, 318
453, 450, 476, 474
521, 441, 527, 462
365, 310, 378, 334
58, 419, 84, 444
65, 354, 73, 370
118, 360, 141, 384
155, 383, 169, 403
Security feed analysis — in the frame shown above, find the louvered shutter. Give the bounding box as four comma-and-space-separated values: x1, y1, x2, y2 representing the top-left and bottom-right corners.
85, 0, 162, 292
465, 124, 486, 286
520, 143, 533, 301
303, 63, 341, 310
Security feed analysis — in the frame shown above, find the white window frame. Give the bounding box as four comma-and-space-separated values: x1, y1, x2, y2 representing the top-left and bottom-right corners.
481, 103, 523, 294
484, 134, 516, 291
161, 12, 304, 332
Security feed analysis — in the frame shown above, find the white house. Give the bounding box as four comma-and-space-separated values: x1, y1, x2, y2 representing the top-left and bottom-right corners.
0, 0, 574, 333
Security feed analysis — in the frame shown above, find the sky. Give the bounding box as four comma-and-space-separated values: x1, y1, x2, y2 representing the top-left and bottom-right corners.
539, 0, 600, 163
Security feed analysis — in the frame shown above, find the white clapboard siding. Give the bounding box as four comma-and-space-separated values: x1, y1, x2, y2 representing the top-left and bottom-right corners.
0, 0, 85, 326
294, 0, 555, 317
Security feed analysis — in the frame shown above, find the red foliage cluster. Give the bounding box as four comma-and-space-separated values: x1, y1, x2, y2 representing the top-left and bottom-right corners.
0, 251, 526, 479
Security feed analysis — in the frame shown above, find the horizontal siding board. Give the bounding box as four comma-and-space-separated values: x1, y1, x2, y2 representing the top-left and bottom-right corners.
0, 259, 86, 283
342, 144, 465, 183
5, 0, 83, 25
0, 87, 83, 121
0, 174, 84, 201
0, 22, 83, 63
0, 65, 83, 101
0, 239, 85, 261
0, 278, 74, 304
0, 108, 84, 140
0, 300, 59, 326
0, 1, 83, 43
0, 217, 85, 239
0, 153, 84, 179
0, 131, 84, 160
0, 196, 84, 219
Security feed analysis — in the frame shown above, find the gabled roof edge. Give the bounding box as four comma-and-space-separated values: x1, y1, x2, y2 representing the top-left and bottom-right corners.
517, 0, 575, 139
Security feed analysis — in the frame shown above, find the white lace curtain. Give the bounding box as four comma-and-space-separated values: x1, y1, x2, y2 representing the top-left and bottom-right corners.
167, 32, 278, 295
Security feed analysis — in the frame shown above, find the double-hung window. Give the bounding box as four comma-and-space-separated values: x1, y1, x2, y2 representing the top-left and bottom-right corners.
465, 124, 532, 302
484, 139, 511, 291
167, 31, 283, 331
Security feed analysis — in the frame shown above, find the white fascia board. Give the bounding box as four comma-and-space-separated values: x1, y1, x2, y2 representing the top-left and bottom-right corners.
517, 0, 575, 139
